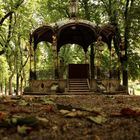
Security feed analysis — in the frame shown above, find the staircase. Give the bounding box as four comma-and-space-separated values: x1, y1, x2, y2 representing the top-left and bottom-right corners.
68, 79, 90, 92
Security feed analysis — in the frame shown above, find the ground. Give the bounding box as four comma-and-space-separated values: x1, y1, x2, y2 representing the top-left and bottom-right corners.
0, 94, 140, 140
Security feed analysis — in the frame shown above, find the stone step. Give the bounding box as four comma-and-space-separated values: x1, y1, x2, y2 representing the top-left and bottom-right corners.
68, 89, 89, 93
68, 79, 90, 92
69, 79, 87, 80
69, 87, 89, 89
69, 81, 87, 84
69, 85, 88, 88
69, 84, 88, 87
69, 79, 87, 82
69, 81, 87, 83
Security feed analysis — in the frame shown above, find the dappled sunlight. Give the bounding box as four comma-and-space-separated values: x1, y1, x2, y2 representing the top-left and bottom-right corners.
129, 81, 140, 95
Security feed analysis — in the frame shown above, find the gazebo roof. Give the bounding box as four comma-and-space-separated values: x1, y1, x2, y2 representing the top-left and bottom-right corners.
30, 19, 115, 52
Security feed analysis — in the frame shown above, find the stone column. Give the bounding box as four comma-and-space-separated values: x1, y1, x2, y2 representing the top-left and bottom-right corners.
34, 49, 36, 76
29, 44, 32, 77
90, 44, 95, 79
52, 34, 59, 79
85, 51, 88, 64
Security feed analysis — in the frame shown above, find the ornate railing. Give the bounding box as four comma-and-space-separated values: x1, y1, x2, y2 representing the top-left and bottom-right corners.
95, 66, 120, 80
30, 66, 68, 80
36, 69, 55, 80
29, 65, 120, 80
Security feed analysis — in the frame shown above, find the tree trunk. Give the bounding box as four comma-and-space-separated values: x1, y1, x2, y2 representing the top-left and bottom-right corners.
5, 79, 7, 95
16, 73, 19, 95
9, 73, 14, 95
123, 69, 128, 87
0, 83, 2, 93
122, 0, 134, 88
20, 76, 24, 95
105, 0, 129, 87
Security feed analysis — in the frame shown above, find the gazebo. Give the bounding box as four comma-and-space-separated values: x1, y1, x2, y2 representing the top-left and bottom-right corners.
24, 0, 122, 94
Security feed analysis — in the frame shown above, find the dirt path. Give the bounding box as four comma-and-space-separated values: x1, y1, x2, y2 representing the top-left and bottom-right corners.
0, 95, 140, 140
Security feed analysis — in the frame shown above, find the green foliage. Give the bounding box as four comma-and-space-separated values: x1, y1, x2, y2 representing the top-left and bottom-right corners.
36, 42, 53, 70
128, 50, 140, 80
59, 45, 85, 65
0, 56, 9, 82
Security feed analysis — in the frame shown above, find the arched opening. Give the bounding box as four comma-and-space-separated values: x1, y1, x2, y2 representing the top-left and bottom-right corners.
57, 21, 97, 52
58, 44, 85, 79
94, 42, 119, 79
34, 42, 55, 80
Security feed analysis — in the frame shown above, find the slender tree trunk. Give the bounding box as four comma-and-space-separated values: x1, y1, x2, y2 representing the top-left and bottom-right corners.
1, 81, 3, 94
20, 76, 23, 95
9, 73, 14, 95
0, 83, 2, 93
16, 35, 21, 95
16, 73, 19, 95
5, 79, 7, 95
122, 0, 134, 88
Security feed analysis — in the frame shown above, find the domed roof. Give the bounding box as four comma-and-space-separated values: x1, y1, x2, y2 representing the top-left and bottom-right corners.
30, 19, 115, 52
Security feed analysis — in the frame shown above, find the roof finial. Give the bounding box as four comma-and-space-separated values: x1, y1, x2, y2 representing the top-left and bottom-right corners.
69, 0, 78, 18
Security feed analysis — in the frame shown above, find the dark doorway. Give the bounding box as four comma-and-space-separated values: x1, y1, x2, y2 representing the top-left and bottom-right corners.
68, 64, 89, 79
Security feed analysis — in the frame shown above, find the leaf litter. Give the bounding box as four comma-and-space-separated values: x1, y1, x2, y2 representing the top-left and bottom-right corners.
0, 95, 140, 140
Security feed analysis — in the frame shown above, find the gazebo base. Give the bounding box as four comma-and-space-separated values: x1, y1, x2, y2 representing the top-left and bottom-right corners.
23, 79, 127, 95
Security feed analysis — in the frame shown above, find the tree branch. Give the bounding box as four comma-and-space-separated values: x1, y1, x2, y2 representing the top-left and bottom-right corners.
0, 50, 5, 55
0, 0, 25, 26
14, 0, 25, 9
5, 14, 13, 48
0, 11, 14, 26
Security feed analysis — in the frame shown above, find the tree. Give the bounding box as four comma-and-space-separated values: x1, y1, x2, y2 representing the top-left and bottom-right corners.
99, 0, 140, 88
0, 0, 38, 95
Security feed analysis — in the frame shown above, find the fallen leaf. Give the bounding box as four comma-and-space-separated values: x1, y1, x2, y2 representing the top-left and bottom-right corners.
43, 100, 55, 105
59, 109, 70, 115
120, 107, 140, 117
87, 115, 107, 124
95, 135, 101, 140
10, 107, 31, 114
0, 116, 38, 128
57, 104, 73, 111
37, 117, 49, 123
40, 97, 55, 105
110, 112, 122, 117
18, 99, 29, 106
0, 119, 12, 127
80, 106, 101, 115
65, 110, 88, 118
40, 105, 54, 112
11, 117, 18, 124
7, 116, 39, 127
17, 125, 32, 135
15, 116, 39, 126
0, 112, 8, 120
58, 104, 101, 116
